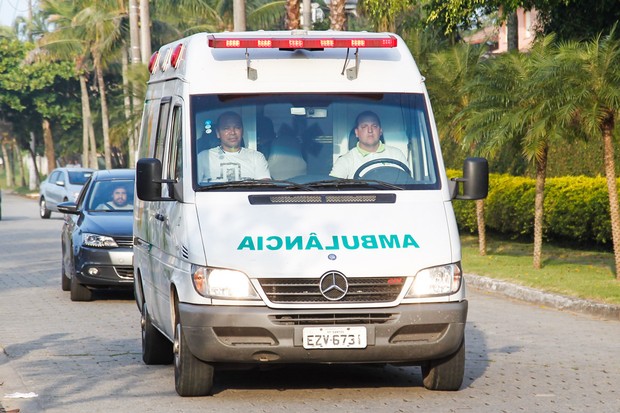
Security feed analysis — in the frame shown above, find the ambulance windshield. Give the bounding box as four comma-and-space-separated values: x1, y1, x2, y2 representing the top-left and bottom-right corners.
192, 93, 440, 191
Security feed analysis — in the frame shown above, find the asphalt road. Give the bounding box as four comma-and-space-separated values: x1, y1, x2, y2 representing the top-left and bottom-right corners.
1, 191, 619, 413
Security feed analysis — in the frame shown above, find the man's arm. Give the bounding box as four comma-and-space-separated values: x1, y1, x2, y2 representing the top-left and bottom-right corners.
330, 152, 354, 179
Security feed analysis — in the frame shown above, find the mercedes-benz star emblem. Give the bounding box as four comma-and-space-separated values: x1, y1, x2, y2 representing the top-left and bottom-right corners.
319, 271, 349, 301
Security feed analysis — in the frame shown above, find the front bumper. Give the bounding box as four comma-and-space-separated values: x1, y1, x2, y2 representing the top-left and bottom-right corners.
75, 247, 133, 288
179, 300, 467, 365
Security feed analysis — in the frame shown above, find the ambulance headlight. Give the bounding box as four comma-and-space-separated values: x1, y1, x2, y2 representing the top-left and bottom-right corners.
192, 265, 260, 300
406, 263, 462, 297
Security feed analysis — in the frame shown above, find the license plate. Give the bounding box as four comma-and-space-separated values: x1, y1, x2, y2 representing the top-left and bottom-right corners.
302, 326, 367, 349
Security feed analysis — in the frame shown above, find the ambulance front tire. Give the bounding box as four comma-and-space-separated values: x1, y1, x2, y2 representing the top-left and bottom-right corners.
421, 337, 465, 391
353, 159, 412, 179
174, 321, 215, 396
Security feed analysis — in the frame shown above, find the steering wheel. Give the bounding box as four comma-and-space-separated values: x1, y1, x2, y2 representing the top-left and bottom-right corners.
353, 158, 412, 179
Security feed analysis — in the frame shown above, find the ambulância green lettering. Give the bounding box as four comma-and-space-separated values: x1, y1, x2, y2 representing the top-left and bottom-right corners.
237, 233, 420, 251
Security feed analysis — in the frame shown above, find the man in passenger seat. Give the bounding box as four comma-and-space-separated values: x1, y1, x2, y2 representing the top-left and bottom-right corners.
197, 111, 270, 182
329, 110, 408, 179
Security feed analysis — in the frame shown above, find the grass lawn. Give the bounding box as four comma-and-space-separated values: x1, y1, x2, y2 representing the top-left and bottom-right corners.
461, 234, 620, 305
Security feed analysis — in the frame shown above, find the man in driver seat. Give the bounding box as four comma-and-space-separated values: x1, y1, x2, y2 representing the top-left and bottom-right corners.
329, 110, 408, 179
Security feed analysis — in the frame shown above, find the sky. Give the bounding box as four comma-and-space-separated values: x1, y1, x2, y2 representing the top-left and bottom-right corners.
0, 0, 31, 27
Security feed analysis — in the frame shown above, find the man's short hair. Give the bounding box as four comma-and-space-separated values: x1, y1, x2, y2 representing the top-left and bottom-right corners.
217, 111, 243, 130
355, 110, 381, 127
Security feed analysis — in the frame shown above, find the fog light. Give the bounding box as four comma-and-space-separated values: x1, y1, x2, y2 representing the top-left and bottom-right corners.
88, 267, 99, 276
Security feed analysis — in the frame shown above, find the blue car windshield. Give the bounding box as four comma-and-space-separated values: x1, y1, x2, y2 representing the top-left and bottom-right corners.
190, 93, 440, 191
68, 171, 93, 185
87, 180, 135, 211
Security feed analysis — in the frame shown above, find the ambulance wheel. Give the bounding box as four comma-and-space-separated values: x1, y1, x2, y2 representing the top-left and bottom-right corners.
174, 321, 214, 396
141, 303, 173, 365
353, 158, 412, 181
421, 338, 465, 391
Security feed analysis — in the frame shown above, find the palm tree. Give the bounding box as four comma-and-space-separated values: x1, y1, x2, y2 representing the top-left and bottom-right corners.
151, 0, 285, 36
555, 27, 620, 278
72, 0, 125, 170
427, 43, 488, 255
38, 0, 98, 169
463, 36, 570, 269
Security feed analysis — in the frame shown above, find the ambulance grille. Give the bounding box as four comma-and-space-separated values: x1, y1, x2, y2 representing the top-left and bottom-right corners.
270, 313, 397, 325
248, 193, 396, 205
258, 277, 404, 304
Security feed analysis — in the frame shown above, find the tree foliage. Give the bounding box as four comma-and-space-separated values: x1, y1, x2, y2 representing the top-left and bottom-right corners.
0, 38, 80, 169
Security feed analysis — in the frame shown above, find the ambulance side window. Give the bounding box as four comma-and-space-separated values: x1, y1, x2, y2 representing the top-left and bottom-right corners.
138, 100, 156, 159
154, 97, 171, 161
168, 105, 183, 182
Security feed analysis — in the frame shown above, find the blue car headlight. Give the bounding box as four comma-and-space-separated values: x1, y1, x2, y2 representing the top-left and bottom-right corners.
82, 233, 118, 248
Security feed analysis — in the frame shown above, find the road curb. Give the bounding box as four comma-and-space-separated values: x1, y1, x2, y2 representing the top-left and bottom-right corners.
465, 273, 620, 321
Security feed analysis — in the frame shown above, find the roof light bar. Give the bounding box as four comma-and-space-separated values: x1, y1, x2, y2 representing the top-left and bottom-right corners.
208, 35, 397, 49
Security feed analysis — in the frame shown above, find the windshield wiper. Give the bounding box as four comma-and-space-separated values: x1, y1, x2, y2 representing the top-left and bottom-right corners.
305, 179, 404, 190
198, 179, 314, 191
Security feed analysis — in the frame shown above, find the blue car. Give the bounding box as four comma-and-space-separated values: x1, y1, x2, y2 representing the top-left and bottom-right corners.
58, 169, 135, 301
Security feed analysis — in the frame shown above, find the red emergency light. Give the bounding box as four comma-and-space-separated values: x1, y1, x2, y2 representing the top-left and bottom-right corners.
148, 51, 159, 74
207, 35, 397, 50
170, 43, 184, 69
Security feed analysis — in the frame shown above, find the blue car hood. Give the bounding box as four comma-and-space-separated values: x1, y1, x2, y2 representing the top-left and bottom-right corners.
80, 212, 134, 238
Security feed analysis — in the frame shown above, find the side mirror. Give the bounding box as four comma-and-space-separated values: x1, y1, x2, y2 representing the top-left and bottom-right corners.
57, 201, 79, 215
452, 157, 489, 200
136, 158, 171, 201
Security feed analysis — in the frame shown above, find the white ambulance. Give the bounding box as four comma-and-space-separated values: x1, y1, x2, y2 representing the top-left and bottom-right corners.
134, 30, 488, 397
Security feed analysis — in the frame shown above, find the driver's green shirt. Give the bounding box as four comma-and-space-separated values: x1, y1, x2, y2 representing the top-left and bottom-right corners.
329, 142, 408, 179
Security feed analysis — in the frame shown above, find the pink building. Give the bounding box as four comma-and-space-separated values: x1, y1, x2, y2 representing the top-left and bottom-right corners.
495, 7, 539, 53
465, 7, 539, 53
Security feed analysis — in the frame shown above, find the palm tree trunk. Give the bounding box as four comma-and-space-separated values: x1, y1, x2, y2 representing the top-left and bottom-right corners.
121, 46, 135, 168
78, 70, 98, 169
476, 200, 486, 255
42, 118, 55, 171
286, 0, 300, 30
139, 0, 151, 64
94, 52, 112, 169
79, 74, 90, 168
233, 0, 246, 31
330, 0, 346, 31
129, 0, 141, 64
601, 112, 620, 279
532, 144, 548, 269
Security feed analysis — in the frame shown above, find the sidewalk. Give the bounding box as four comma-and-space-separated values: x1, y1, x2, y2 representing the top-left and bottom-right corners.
466, 273, 620, 321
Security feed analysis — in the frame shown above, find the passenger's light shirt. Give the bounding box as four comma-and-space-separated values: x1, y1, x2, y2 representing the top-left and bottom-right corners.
198, 146, 270, 182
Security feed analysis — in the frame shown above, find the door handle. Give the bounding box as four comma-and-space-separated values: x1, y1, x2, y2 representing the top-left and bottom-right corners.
155, 213, 165, 222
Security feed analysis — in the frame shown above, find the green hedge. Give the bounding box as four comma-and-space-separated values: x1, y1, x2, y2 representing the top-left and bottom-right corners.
448, 170, 616, 247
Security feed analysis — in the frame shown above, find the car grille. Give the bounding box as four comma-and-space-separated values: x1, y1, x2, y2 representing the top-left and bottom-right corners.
115, 266, 134, 280
258, 277, 405, 304
114, 236, 133, 248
